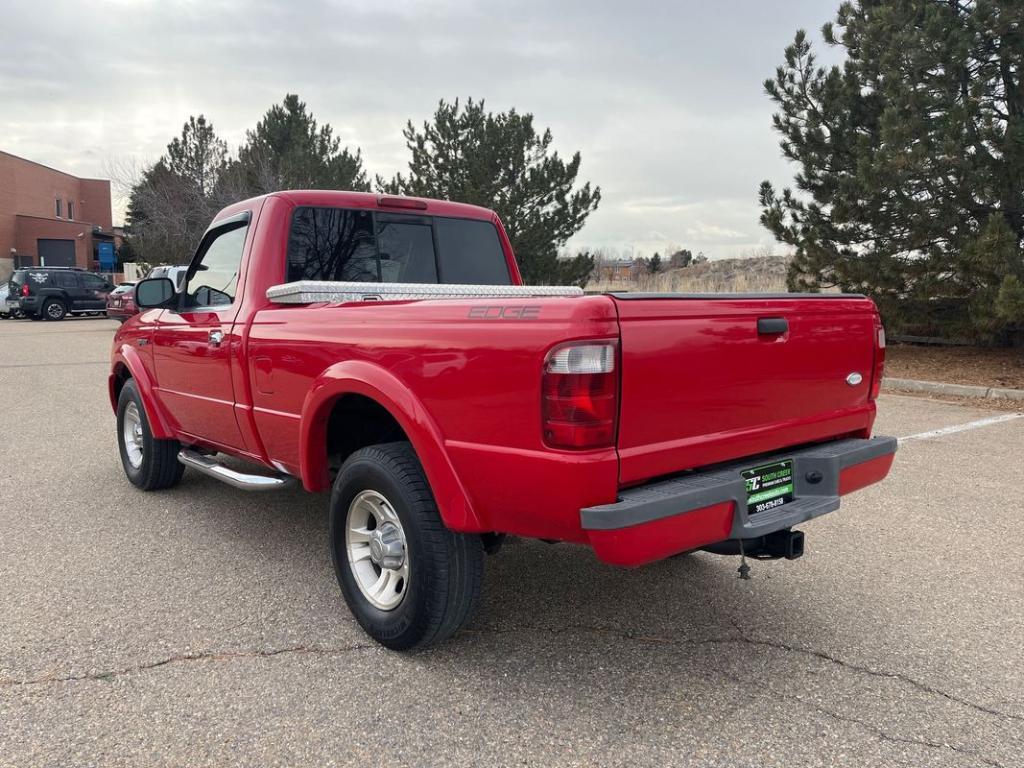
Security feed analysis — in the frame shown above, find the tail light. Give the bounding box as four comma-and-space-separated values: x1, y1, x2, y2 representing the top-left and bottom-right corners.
377, 195, 428, 210
869, 324, 886, 401
20, 283, 30, 297
542, 341, 618, 449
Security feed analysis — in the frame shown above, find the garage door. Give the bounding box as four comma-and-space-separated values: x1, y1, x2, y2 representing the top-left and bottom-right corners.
38, 239, 76, 267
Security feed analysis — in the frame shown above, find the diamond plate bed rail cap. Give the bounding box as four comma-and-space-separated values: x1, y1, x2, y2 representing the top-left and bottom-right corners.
266, 280, 585, 304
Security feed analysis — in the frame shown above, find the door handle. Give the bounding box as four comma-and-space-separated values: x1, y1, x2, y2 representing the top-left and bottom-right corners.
208, 329, 225, 347
757, 317, 788, 334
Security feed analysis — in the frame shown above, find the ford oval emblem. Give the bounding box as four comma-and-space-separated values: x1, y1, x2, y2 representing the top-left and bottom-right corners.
846, 372, 863, 386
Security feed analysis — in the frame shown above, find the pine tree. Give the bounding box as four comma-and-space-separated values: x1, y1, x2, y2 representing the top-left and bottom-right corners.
236, 94, 370, 193
128, 116, 230, 264
379, 98, 601, 286
669, 249, 693, 268
165, 115, 227, 197
128, 97, 370, 265
648, 253, 663, 273
759, 0, 1024, 341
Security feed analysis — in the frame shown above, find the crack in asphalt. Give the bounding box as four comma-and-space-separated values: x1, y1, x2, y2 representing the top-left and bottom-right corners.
0, 642, 375, 688
719, 620, 1009, 768
787, 696, 1006, 768
467, 622, 1011, 767
470, 620, 1021, 724
719, 619, 1023, 723
0, 360, 108, 369
2, 623, 1015, 766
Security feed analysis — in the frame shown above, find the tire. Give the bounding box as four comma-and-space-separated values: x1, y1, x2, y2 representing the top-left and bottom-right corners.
116, 379, 185, 491
330, 442, 483, 651
42, 299, 67, 321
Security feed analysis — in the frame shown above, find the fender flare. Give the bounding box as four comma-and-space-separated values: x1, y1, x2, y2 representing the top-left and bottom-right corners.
109, 345, 174, 440
300, 360, 481, 532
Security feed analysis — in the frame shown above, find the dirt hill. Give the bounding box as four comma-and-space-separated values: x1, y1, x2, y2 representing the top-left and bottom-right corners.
589, 255, 791, 294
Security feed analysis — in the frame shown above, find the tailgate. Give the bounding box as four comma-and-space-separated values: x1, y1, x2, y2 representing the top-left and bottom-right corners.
613, 294, 880, 485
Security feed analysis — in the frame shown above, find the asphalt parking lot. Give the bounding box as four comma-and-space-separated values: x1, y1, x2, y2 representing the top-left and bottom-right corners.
0, 318, 1021, 768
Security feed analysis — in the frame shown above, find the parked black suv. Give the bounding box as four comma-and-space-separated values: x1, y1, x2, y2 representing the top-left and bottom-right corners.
7, 268, 115, 321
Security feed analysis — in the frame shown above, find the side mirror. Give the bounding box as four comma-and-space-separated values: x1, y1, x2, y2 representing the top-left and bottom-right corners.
134, 277, 176, 308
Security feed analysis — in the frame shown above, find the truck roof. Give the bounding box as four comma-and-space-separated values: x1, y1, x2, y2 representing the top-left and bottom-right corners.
265, 190, 498, 221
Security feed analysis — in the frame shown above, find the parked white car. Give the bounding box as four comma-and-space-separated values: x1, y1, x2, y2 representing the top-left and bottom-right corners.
0, 284, 17, 318
145, 265, 188, 291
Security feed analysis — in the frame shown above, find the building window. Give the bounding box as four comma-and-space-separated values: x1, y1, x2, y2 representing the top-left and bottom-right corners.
67, 201, 74, 220
55, 198, 62, 218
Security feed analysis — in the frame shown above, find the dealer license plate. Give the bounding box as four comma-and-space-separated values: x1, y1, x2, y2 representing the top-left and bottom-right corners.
742, 460, 794, 514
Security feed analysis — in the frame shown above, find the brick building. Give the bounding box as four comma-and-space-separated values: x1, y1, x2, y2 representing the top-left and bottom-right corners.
0, 150, 115, 281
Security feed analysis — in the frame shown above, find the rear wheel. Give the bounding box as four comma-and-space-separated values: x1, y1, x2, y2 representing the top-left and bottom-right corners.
330, 442, 483, 650
116, 379, 184, 491
43, 300, 67, 321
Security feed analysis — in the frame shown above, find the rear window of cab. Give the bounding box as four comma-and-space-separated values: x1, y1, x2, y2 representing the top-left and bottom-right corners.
286, 206, 512, 286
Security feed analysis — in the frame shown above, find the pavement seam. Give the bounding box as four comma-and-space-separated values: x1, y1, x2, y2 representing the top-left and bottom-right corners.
0, 642, 375, 688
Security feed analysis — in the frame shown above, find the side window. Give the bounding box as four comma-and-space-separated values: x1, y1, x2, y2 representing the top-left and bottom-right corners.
376, 216, 437, 282
82, 274, 107, 291
53, 272, 77, 288
288, 207, 376, 282
185, 224, 248, 307
435, 218, 511, 284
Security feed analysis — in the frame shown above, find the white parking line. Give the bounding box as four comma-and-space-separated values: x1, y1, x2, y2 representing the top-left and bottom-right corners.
898, 413, 1023, 444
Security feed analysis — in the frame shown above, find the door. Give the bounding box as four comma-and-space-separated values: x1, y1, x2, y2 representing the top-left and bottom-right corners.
79, 273, 112, 310
51, 270, 85, 309
37, 239, 75, 267
153, 216, 250, 450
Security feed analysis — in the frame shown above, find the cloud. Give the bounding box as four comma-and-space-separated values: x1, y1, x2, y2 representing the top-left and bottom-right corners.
1, 0, 837, 256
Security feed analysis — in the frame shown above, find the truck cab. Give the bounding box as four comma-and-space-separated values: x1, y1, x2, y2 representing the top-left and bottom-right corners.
109, 190, 896, 650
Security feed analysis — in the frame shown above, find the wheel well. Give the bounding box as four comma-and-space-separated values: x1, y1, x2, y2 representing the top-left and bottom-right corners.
112, 364, 131, 402
326, 394, 408, 474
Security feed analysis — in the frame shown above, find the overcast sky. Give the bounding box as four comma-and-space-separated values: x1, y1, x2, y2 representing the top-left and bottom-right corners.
0, 0, 842, 258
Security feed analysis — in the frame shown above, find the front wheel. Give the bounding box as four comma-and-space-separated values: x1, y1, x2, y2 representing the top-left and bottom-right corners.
116, 379, 184, 490
330, 442, 483, 650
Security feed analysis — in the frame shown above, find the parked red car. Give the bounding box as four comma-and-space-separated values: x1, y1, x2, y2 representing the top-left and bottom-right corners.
109, 191, 896, 650
105, 282, 136, 322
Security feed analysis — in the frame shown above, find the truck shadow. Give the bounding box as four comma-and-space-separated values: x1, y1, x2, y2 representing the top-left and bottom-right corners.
164, 465, 825, 671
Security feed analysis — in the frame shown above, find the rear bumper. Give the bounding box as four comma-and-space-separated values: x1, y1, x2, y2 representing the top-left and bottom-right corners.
582, 436, 897, 566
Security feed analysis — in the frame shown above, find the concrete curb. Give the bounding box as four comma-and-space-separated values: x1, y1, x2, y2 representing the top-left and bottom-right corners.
883, 377, 1024, 402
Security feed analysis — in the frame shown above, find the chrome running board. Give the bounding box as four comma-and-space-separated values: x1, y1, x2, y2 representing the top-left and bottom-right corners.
177, 449, 297, 491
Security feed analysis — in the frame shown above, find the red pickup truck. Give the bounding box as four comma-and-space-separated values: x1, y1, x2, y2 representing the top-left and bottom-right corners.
110, 190, 896, 649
